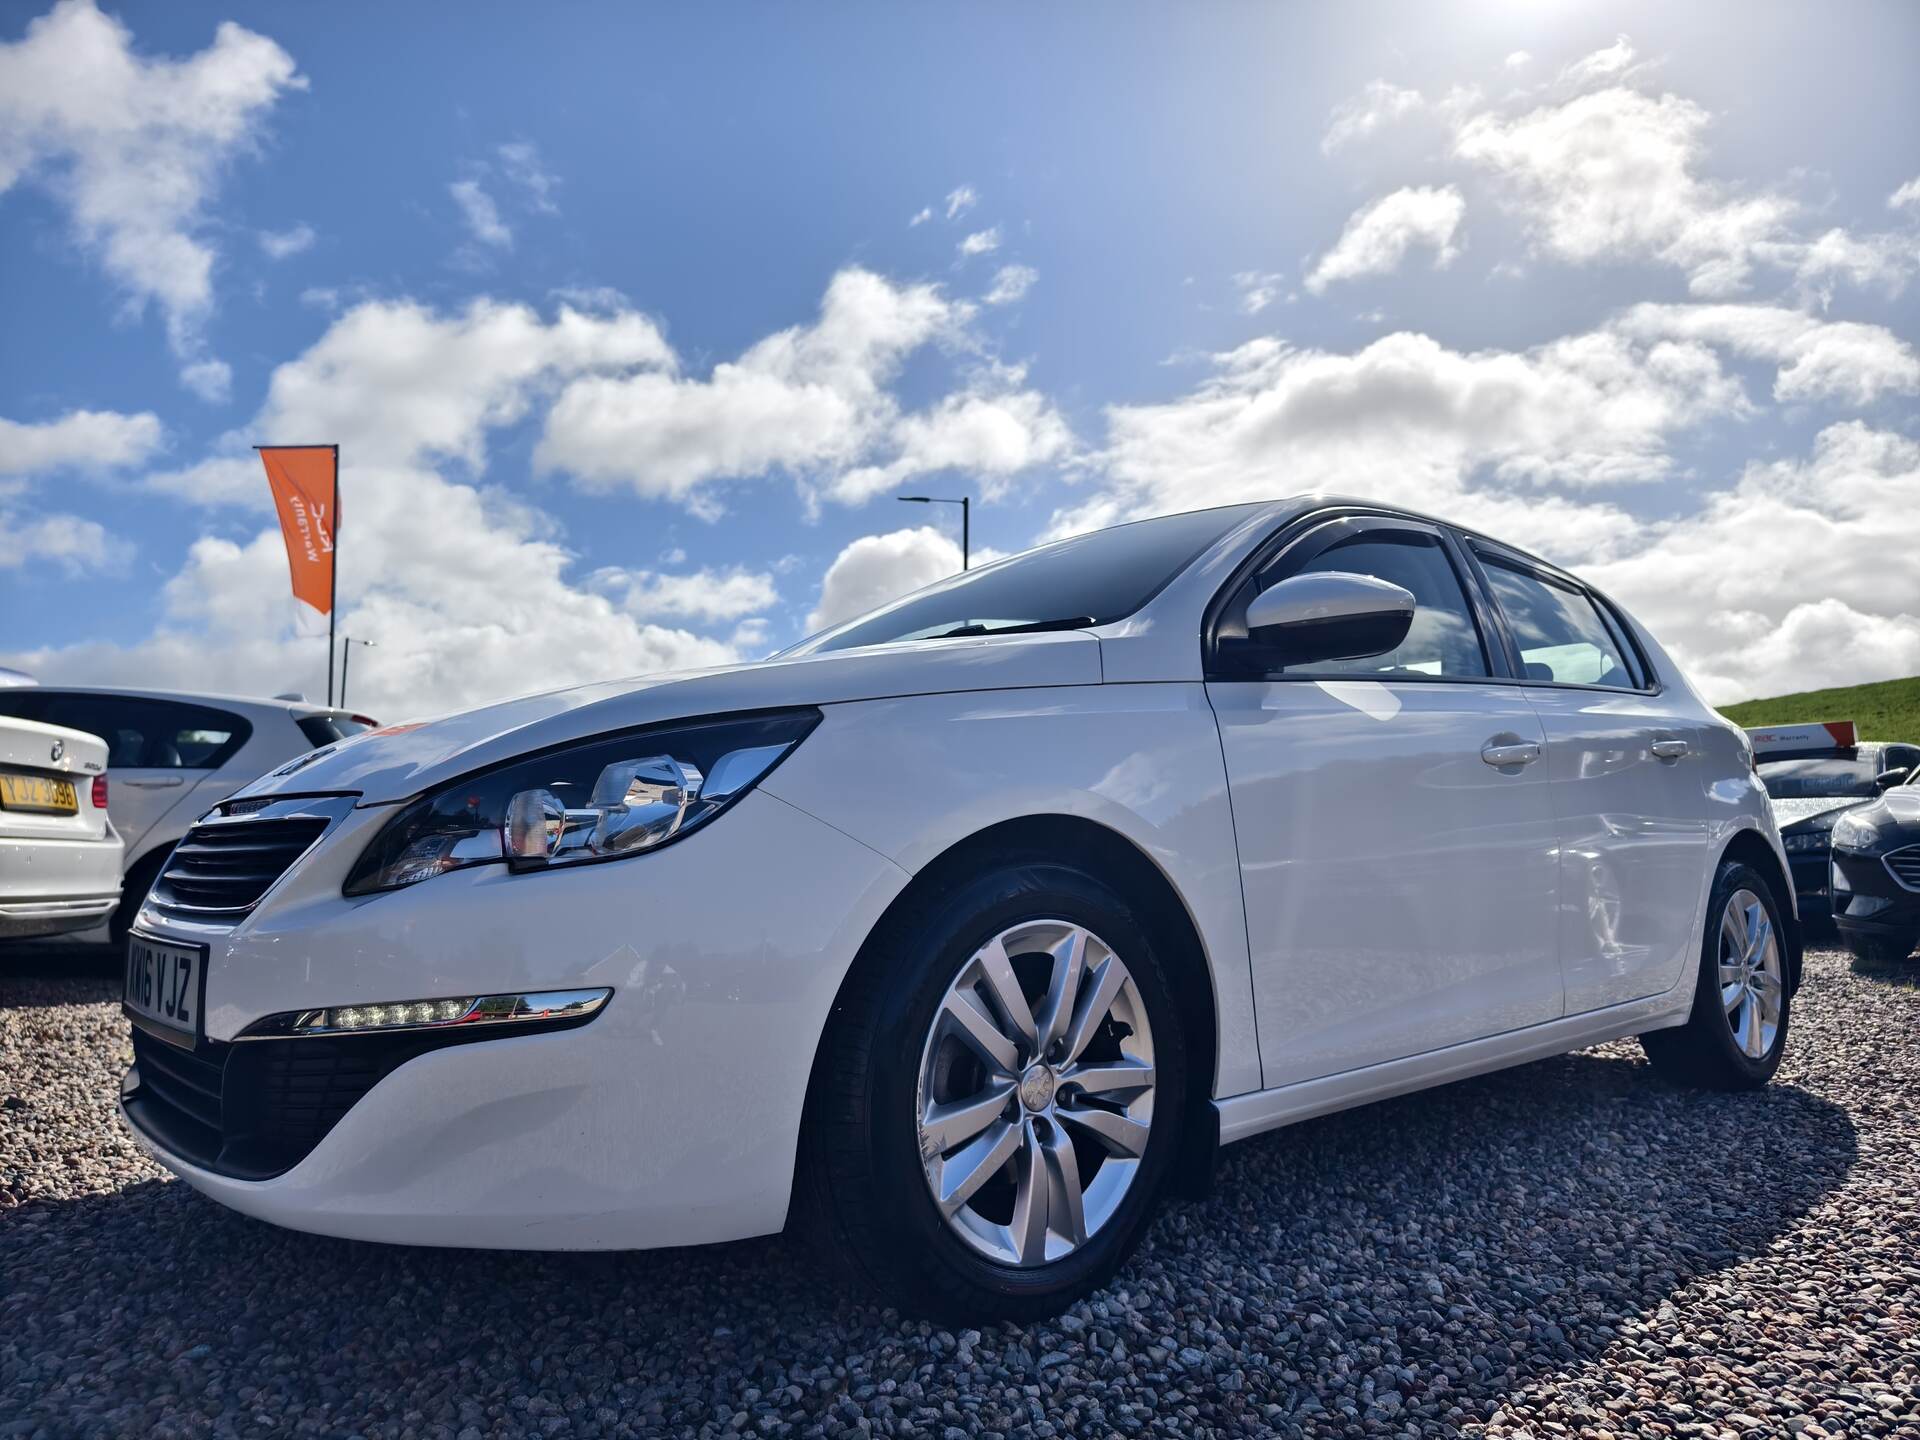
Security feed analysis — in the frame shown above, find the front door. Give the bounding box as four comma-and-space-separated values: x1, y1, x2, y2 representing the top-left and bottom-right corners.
1207, 519, 1565, 1089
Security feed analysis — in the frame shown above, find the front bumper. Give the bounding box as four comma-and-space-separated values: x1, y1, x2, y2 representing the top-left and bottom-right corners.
120, 788, 909, 1250
1830, 846, 1920, 942
0, 832, 123, 939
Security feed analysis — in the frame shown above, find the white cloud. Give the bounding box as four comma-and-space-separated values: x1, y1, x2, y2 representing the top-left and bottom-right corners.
1322, 80, 1425, 153
807, 525, 961, 631
1504, 51, 1533, 71
1558, 35, 1638, 87
0, 508, 127, 575
536, 267, 990, 512
1891, 177, 1920, 213
179, 357, 232, 404
1306, 186, 1465, 293
450, 178, 511, 249
908, 205, 933, 227
0, 408, 163, 475
9, 295, 735, 719
984, 263, 1037, 305
1776, 226, 1920, 303
1233, 271, 1286, 314
497, 140, 558, 212
827, 378, 1074, 505
945, 185, 978, 221
1582, 423, 1920, 702
591, 565, 779, 624
257, 222, 314, 260
0, 0, 303, 395
1052, 321, 1752, 552
1453, 84, 1794, 296
1614, 303, 1920, 406
958, 226, 1001, 259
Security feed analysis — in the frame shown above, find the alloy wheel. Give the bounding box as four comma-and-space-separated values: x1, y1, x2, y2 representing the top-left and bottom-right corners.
1718, 887, 1783, 1059
915, 919, 1156, 1267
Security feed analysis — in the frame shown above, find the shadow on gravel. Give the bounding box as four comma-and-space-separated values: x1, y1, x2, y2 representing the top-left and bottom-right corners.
1, 1037, 1858, 1434
1846, 955, 1920, 988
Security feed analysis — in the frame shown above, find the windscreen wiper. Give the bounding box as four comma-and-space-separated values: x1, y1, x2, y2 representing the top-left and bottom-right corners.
928, 616, 1098, 639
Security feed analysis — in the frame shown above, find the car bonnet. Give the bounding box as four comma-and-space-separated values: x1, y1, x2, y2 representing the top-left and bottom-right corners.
226, 630, 1102, 806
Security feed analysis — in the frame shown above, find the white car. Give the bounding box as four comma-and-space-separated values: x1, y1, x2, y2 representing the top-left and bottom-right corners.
0, 715, 123, 939
0, 687, 374, 941
116, 498, 1796, 1321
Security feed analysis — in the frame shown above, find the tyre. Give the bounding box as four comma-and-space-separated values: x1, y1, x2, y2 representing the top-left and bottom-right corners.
108, 846, 171, 947
1640, 860, 1790, 1090
802, 855, 1187, 1322
1843, 930, 1918, 965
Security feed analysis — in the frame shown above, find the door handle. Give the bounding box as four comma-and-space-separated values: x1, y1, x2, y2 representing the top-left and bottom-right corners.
1481, 739, 1543, 767
1651, 738, 1690, 760
124, 777, 186, 789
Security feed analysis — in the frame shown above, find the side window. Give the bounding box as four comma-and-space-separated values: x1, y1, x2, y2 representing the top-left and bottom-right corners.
1481, 560, 1644, 690
35, 696, 246, 769
1266, 531, 1490, 678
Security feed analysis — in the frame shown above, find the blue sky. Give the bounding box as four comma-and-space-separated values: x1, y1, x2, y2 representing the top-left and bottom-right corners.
1, 1, 1916, 718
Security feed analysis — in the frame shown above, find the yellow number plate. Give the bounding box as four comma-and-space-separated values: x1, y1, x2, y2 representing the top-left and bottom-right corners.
0, 773, 78, 813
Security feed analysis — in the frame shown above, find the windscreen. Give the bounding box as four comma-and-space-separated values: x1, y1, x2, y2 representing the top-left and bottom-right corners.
787, 504, 1263, 656
1757, 758, 1881, 799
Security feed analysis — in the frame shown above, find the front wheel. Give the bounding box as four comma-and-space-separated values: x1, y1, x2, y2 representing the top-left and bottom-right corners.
801, 857, 1186, 1322
1640, 860, 1790, 1090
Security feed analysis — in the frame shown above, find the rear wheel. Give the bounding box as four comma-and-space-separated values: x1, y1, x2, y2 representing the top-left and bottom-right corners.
802, 856, 1186, 1321
1640, 861, 1790, 1090
1843, 930, 1918, 965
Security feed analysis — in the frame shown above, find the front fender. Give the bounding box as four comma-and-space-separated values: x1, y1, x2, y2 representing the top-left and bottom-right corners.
759, 683, 1261, 1099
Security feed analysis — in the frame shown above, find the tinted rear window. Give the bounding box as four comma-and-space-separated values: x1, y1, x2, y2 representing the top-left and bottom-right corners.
0, 692, 250, 770
788, 505, 1261, 656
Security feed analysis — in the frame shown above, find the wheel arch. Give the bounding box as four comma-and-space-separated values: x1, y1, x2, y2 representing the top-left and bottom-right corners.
1717, 824, 1803, 992
795, 812, 1224, 1219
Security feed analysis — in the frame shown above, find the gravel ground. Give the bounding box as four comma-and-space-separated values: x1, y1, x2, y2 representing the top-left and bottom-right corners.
3, 939, 1916, 1439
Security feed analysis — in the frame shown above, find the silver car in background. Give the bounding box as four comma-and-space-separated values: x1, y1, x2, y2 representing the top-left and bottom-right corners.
0, 687, 376, 941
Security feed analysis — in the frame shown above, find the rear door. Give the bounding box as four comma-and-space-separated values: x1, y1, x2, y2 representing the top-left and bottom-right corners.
1206, 515, 1565, 1089
1466, 544, 1713, 1012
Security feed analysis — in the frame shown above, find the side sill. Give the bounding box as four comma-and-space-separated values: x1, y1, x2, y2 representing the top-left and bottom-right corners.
1213, 990, 1692, 1147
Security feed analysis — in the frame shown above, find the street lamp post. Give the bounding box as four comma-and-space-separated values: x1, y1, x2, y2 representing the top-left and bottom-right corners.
896, 494, 970, 570
339, 635, 376, 710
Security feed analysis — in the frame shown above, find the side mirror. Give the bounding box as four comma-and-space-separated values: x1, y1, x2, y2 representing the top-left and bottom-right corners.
1875, 767, 1909, 790
1242, 571, 1417, 668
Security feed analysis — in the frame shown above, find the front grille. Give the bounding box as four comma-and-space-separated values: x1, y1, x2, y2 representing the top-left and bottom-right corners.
149, 816, 328, 916
1885, 846, 1920, 892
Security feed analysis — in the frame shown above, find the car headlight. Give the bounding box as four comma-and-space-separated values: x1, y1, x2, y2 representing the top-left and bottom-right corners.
1782, 830, 1831, 853
343, 709, 819, 895
1831, 809, 1880, 852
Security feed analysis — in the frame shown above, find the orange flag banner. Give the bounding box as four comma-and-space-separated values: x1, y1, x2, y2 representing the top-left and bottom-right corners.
258, 445, 338, 615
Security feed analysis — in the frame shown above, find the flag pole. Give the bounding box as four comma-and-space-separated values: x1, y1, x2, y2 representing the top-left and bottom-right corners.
328, 444, 340, 707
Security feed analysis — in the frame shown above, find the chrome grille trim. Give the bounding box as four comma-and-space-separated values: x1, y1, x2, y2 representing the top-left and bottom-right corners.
146, 794, 356, 920
1884, 845, 1920, 894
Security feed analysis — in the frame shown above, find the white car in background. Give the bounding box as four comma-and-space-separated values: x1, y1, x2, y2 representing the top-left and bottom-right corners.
114, 499, 1795, 1321
0, 688, 375, 942
0, 715, 123, 939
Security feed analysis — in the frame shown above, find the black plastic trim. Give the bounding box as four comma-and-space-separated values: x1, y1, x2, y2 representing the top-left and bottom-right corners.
122, 1003, 606, 1181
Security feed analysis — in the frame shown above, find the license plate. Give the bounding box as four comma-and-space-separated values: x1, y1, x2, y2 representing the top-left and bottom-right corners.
124, 934, 207, 1047
0, 772, 77, 813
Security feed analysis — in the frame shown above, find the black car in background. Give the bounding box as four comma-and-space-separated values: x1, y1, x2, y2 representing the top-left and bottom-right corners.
1831, 763, 1920, 963
1758, 741, 1920, 926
